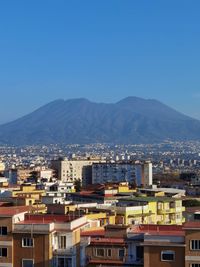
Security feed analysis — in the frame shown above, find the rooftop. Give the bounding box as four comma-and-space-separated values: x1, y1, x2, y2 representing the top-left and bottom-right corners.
0, 206, 29, 217
21, 213, 82, 224
90, 237, 125, 245
120, 196, 179, 203
81, 230, 105, 237
129, 224, 185, 236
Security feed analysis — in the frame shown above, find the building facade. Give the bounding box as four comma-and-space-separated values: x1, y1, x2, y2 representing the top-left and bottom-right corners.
92, 162, 136, 184
51, 158, 102, 184
135, 161, 153, 187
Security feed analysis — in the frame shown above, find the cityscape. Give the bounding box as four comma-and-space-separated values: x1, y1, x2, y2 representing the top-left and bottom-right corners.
1, 1, 200, 267
0, 141, 199, 266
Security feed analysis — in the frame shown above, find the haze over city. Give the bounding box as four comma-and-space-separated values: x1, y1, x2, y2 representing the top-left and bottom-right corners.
0, 1, 200, 123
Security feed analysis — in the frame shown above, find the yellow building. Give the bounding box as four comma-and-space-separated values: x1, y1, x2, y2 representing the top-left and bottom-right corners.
12, 183, 45, 203
117, 182, 136, 194
114, 196, 185, 225
86, 211, 115, 226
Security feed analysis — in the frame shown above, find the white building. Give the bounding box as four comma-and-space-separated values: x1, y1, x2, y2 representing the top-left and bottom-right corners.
92, 162, 135, 184
135, 161, 152, 187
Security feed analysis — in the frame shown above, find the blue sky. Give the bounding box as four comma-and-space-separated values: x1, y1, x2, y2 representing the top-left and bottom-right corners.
0, 0, 200, 123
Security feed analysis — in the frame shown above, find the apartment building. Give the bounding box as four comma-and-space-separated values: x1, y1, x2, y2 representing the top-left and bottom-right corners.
83, 224, 186, 267
0, 206, 30, 267
13, 213, 87, 267
67, 182, 135, 205
135, 161, 153, 187
142, 225, 185, 267
85, 225, 129, 267
92, 162, 136, 184
0, 205, 89, 267
51, 157, 102, 184
184, 221, 200, 267
42, 181, 75, 205
97, 196, 185, 225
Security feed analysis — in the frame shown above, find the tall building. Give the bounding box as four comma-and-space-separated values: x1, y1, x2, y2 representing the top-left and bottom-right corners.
92, 162, 135, 184
51, 157, 103, 184
135, 161, 153, 187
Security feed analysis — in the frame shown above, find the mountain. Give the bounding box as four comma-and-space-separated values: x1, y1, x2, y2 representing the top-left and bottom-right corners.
0, 97, 200, 145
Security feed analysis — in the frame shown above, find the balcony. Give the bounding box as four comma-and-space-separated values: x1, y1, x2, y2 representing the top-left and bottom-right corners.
157, 220, 165, 225
157, 208, 175, 215
157, 209, 169, 215
53, 246, 76, 256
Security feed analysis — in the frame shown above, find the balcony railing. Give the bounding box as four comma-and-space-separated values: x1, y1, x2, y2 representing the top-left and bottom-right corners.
53, 246, 76, 256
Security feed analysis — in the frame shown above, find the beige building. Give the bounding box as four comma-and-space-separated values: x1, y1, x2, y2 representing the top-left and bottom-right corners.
51, 157, 103, 184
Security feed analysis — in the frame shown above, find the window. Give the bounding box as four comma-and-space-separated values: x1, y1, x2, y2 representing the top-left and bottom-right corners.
22, 237, 34, 247
22, 259, 34, 267
191, 240, 200, 250
0, 226, 7, 236
190, 264, 200, 267
95, 248, 105, 257
119, 249, 125, 258
161, 251, 175, 261
107, 249, 112, 257
59, 236, 67, 249
0, 247, 7, 257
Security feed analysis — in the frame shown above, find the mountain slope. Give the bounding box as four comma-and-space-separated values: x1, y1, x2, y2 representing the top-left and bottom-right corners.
0, 97, 200, 145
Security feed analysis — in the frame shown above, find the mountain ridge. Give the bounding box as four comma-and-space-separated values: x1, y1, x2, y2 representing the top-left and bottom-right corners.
0, 97, 199, 145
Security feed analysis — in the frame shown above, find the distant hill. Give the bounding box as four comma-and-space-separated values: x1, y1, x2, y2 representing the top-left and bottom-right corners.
0, 96, 200, 145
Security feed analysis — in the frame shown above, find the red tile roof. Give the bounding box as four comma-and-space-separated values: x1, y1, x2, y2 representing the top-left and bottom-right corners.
90, 237, 125, 245
0, 206, 29, 216
23, 214, 81, 223
130, 224, 184, 236
81, 230, 105, 237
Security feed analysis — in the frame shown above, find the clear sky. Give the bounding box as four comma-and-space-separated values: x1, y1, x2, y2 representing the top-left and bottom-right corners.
0, 0, 200, 123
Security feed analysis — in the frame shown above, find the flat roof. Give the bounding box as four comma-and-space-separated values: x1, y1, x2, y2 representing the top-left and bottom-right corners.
119, 196, 178, 203
91, 237, 125, 245
129, 224, 184, 236
81, 230, 105, 237
18, 214, 83, 224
